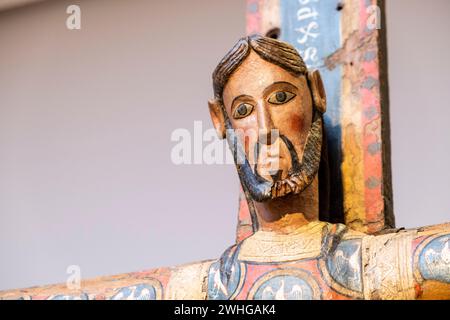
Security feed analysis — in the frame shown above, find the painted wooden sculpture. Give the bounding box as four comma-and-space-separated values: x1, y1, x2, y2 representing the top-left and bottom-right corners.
1, 34, 449, 301
241, 0, 395, 239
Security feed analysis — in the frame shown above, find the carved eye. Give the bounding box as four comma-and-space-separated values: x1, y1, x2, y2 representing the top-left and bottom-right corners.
268, 91, 296, 105
233, 103, 254, 119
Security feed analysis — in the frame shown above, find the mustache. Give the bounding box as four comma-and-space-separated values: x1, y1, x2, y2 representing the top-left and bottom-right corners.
224, 122, 272, 202
271, 114, 322, 198
253, 134, 301, 181
222, 108, 323, 202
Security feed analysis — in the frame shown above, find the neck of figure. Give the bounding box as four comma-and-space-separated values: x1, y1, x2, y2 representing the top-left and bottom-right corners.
251, 176, 319, 234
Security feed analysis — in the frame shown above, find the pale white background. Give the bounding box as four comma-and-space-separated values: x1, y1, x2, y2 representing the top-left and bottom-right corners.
0, 0, 449, 290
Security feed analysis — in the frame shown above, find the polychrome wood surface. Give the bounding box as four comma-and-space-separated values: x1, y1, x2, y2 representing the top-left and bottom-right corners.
238, 0, 394, 240
2, 2, 449, 301
2, 222, 449, 300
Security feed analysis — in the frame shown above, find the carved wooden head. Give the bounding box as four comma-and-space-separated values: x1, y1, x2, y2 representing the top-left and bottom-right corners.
209, 35, 326, 202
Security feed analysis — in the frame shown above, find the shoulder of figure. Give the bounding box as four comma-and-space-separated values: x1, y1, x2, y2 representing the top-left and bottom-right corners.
165, 259, 215, 299
344, 222, 450, 300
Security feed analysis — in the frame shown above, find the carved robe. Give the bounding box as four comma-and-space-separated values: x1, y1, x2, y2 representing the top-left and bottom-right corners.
207, 222, 450, 300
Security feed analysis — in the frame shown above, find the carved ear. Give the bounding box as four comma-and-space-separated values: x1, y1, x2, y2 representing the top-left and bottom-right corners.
307, 70, 327, 114
208, 99, 226, 140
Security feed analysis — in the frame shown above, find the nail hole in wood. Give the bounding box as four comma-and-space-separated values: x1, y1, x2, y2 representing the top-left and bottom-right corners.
266, 28, 280, 40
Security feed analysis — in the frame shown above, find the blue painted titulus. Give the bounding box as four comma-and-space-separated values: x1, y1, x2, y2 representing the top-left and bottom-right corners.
280, 0, 344, 223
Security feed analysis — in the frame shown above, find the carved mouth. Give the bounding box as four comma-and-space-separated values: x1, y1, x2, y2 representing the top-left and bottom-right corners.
269, 115, 322, 199
223, 107, 323, 202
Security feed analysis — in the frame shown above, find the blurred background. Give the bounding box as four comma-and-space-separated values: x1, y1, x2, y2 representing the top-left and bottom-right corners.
0, 0, 449, 290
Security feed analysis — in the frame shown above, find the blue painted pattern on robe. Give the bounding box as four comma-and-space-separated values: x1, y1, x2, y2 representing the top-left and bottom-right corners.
110, 283, 157, 300
326, 239, 362, 292
419, 234, 450, 283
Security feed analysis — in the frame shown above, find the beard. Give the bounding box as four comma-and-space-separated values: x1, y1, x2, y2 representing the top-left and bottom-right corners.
222, 108, 323, 202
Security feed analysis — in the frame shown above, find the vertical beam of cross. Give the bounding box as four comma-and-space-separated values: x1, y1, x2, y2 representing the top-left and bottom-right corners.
236, 0, 394, 242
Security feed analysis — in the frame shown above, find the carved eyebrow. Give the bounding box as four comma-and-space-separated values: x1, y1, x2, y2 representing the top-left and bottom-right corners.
263, 81, 298, 96
231, 94, 253, 107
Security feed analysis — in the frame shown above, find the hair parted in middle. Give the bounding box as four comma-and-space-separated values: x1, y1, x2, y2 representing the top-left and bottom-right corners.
212, 34, 308, 102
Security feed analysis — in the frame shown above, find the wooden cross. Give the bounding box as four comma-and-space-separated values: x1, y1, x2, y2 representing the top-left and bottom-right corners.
3, 0, 449, 301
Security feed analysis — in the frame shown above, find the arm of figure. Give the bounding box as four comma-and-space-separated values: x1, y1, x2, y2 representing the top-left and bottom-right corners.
361, 222, 450, 300
0, 259, 213, 300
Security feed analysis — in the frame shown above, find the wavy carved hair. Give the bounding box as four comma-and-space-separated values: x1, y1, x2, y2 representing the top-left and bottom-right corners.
212, 34, 307, 101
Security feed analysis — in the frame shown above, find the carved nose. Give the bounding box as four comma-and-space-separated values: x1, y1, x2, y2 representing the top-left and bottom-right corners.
258, 130, 277, 145
257, 104, 276, 145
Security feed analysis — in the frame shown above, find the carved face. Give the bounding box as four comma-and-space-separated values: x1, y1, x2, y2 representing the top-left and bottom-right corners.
209, 49, 325, 202
222, 51, 313, 183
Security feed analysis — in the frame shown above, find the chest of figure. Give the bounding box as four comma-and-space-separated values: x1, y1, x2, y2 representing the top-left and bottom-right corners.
206, 237, 364, 300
